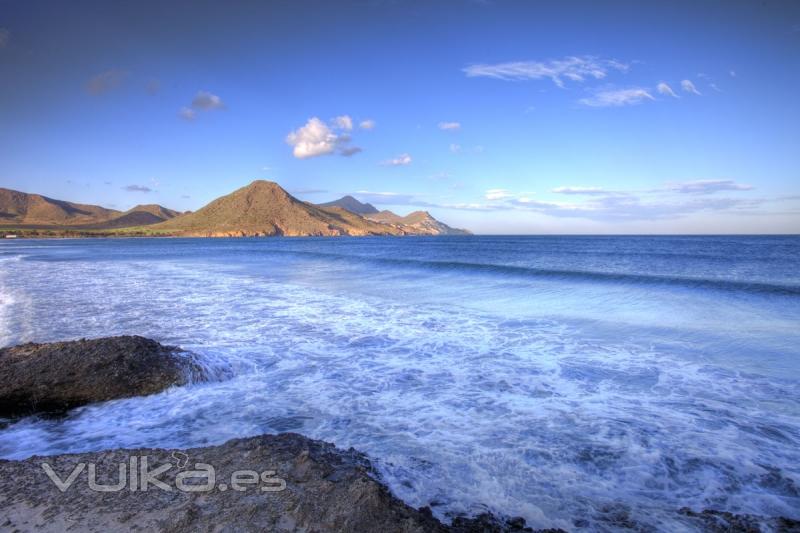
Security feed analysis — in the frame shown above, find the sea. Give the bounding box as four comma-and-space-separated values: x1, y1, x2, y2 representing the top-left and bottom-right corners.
0, 236, 798, 531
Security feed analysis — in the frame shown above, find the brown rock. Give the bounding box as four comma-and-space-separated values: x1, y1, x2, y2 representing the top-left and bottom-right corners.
0, 336, 204, 418
0, 433, 557, 532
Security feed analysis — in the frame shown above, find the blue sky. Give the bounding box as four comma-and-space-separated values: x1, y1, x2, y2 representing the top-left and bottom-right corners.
1, 0, 799, 233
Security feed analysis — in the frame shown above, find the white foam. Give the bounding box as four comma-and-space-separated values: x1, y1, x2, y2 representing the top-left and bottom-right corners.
0, 243, 798, 530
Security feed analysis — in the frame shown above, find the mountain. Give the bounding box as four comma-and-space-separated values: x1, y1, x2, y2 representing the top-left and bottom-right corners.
366, 210, 471, 235
0, 187, 120, 226
79, 204, 181, 230
153, 180, 405, 237
1, 181, 470, 237
127, 204, 181, 220
318, 195, 379, 215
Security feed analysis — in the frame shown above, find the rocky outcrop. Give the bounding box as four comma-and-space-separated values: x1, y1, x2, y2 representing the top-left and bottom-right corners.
0, 336, 204, 418
0, 433, 545, 533
365, 210, 471, 235
678, 508, 800, 532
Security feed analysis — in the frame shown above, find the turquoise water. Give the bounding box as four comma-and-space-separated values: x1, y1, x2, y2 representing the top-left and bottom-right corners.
1, 236, 799, 530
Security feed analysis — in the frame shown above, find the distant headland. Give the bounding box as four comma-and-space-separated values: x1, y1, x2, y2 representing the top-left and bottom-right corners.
0, 181, 470, 238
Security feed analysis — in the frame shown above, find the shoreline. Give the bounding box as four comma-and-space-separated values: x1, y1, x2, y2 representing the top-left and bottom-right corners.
2, 330, 799, 529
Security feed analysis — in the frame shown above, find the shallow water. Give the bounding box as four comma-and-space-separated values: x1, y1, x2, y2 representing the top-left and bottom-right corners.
1, 236, 799, 530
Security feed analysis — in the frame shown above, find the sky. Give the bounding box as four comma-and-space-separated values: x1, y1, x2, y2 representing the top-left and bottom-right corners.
1, 0, 799, 234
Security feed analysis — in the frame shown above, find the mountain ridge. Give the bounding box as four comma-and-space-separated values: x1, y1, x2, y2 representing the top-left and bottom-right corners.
318, 195, 379, 215
1, 181, 471, 237
0, 187, 120, 226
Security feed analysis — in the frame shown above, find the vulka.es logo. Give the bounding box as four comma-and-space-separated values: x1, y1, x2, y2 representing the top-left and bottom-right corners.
41, 455, 287, 493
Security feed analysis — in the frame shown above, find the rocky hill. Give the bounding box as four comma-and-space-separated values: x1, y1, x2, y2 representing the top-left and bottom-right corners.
1, 181, 470, 237
153, 181, 405, 237
366, 210, 470, 235
318, 195, 379, 215
0, 187, 119, 226
78, 204, 181, 230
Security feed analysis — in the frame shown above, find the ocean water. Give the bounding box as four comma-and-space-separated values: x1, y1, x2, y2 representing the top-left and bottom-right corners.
1, 236, 799, 530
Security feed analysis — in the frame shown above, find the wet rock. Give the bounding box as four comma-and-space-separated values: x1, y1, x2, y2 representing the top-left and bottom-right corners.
678, 507, 800, 532
0, 336, 204, 418
0, 433, 563, 532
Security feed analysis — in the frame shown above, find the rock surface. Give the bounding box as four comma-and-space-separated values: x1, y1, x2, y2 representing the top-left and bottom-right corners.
0, 336, 204, 418
0, 433, 545, 532
678, 508, 800, 533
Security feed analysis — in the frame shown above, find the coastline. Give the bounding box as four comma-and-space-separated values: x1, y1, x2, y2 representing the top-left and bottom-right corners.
3, 236, 799, 530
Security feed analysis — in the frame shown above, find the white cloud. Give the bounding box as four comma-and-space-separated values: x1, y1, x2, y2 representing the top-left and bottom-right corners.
729, 70, 737, 78
579, 87, 655, 107
463, 56, 629, 87
178, 107, 196, 121
286, 117, 339, 158
485, 189, 513, 201
668, 179, 752, 194
359, 119, 376, 130
382, 153, 412, 166
552, 186, 609, 195
85, 69, 128, 95
681, 79, 701, 95
334, 115, 353, 131
449, 143, 462, 153
286, 117, 364, 158
0, 28, 10, 48
657, 82, 679, 98
191, 91, 225, 110
438, 121, 461, 131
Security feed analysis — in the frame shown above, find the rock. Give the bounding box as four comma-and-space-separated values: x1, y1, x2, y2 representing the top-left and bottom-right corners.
0, 433, 561, 532
0, 336, 204, 418
449, 512, 562, 532
678, 507, 800, 532
0, 433, 436, 532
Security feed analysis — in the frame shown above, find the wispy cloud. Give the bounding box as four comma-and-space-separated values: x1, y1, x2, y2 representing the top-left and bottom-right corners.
667, 179, 752, 194
0, 28, 10, 48
657, 82, 679, 98
178, 107, 196, 121
353, 190, 421, 205
286, 117, 361, 159
451, 192, 764, 221
340, 146, 363, 157
179, 91, 225, 120
579, 87, 654, 107
123, 184, 152, 193
450, 143, 462, 153
191, 91, 225, 110
552, 186, 609, 195
85, 69, 128, 95
463, 56, 629, 87
443, 177, 765, 222
681, 79, 701, 95
359, 119, 376, 130
485, 189, 513, 201
438, 121, 461, 131
334, 115, 353, 131
382, 153, 412, 166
